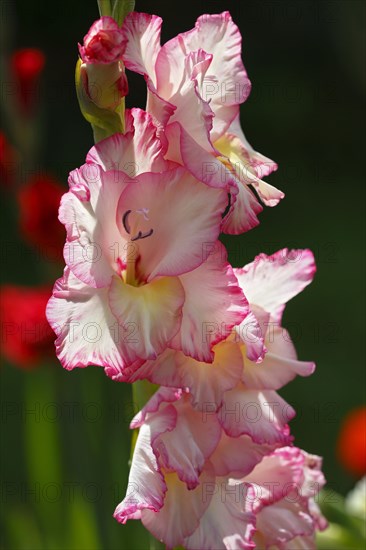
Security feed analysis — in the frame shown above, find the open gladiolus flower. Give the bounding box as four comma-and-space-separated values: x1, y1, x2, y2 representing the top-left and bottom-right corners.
113, 249, 324, 547
115, 387, 326, 549
119, 249, 316, 411
47, 109, 248, 372
246, 448, 327, 549
121, 11, 284, 234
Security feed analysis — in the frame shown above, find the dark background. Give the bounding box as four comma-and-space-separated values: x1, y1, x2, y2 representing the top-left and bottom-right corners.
1, 0, 365, 548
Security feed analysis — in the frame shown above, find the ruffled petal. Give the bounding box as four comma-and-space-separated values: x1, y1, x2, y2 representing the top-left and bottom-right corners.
214, 131, 284, 206
86, 108, 170, 174
122, 349, 181, 387
116, 167, 227, 281
184, 479, 256, 550
218, 383, 295, 444
147, 403, 178, 442
141, 465, 215, 549
235, 249, 316, 323
178, 122, 239, 192
46, 268, 125, 371
300, 452, 326, 499
234, 305, 270, 363
130, 386, 183, 428
242, 327, 315, 390
244, 447, 305, 510
62, 167, 128, 288
211, 431, 275, 478
221, 114, 278, 179
170, 243, 249, 362
126, 340, 243, 412
256, 499, 314, 547
114, 422, 167, 522
108, 274, 185, 362
175, 341, 244, 411
152, 397, 221, 489
121, 12, 175, 132
158, 48, 216, 153
121, 12, 161, 86
221, 171, 263, 234
156, 12, 251, 141
247, 447, 323, 547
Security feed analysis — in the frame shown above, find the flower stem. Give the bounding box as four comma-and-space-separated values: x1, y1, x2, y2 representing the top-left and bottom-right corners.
149, 532, 165, 550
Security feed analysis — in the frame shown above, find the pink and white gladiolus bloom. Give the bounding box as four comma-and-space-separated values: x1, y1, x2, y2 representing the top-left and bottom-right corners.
46, 109, 248, 372
115, 387, 326, 549
114, 249, 324, 548
46, 5, 326, 549
248, 449, 327, 549
121, 11, 284, 234
118, 248, 316, 414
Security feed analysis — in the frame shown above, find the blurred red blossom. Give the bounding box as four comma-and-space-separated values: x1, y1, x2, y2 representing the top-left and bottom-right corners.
11, 48, 45, 115
337, 406, 366, 477
0, 285, 54, 368
0, 131, 18, 188
18, 174, 65, 261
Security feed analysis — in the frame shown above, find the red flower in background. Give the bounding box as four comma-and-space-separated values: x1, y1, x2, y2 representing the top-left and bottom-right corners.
0, 131, 18, 188
337, 406, 366, 477
18, 174, 65, 261
11, 48, 45, 115
0, 285, 54, 368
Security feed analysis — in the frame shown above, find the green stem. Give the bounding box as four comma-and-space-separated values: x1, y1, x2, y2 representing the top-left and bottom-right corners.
149, 532, 165, 550
132, 380, 159, 411
24, 368, 63, 548
130, 381, 163, 550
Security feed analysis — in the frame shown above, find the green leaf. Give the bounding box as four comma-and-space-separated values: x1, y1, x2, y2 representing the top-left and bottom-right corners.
23, 368, 63, 547
317, 523, 365, 550
67, 493, 102, 550
5, 506, 43, 550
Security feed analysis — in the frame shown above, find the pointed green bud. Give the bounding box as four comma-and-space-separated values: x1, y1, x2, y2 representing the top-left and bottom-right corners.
97, 0, 112, 17
111, 0, 135, 26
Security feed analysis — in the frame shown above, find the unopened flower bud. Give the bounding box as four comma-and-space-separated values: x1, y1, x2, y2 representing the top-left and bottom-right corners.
78, 16, 126, 64
76, 16, 128, 138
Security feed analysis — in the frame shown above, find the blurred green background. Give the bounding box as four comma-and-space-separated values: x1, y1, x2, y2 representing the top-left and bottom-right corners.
1, 0, 365, 548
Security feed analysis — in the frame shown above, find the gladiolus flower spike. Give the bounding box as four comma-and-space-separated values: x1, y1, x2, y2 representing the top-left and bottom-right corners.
46, 5, 326, 549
